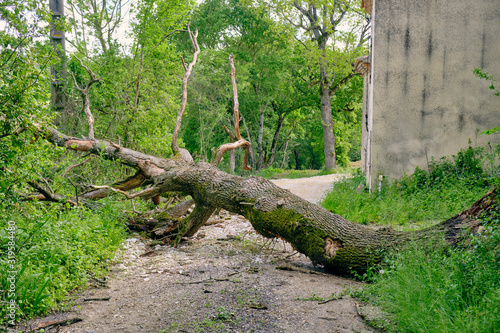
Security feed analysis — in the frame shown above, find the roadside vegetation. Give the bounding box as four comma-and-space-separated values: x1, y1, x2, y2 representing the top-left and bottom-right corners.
254, 167, 346, 180
321, 145, 500, 332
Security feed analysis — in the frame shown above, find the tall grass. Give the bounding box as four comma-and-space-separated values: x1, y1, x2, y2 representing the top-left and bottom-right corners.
365, 225, 500, 332
0, 200, 126, 324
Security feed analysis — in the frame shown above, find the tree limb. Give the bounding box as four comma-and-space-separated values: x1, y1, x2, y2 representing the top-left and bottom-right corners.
212, 55, 252, 171
229, 55, 242, 140
62, 156, 93, 177
171, 26, 200, 156
71, 56, 102, 140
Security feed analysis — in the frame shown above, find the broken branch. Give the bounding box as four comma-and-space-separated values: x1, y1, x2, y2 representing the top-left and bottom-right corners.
211, 55, 252, 171
71, 56, 102, 140
171, 26, 200, 155
62, 156, 93, 176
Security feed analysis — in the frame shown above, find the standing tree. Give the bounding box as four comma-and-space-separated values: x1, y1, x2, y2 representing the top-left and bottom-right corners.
270, 0, 370, 169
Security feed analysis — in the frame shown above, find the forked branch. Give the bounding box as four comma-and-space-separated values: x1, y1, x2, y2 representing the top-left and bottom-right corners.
212, 55, 252, 170
229, 54, 242, 140
212, 140, 251, 168
71, 56, 101, 140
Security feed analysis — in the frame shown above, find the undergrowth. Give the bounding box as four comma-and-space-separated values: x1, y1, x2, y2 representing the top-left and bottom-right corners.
363, 222, 500, 332
0, 200, 126, 324
321, 145, 500, 226
330, 145, 500, 332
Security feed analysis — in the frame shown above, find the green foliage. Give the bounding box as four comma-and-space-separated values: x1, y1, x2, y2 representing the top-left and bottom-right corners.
332, 75, 364, 165
0, 201, 126, 323
473, 67, 499, 97
184, 0, 364, 171
322, 146, 499, 226
0, 1, 58, 199
215, 306, 234, 322
473, 65, 499, 135
255, 166, 345, 179
323, 145, 500, 332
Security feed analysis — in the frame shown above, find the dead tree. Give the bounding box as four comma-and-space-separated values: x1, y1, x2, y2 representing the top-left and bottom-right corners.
212, 55, 252, 171
35, 29, 498, 275
171, 25, 199, 164
41, 125, 497, 274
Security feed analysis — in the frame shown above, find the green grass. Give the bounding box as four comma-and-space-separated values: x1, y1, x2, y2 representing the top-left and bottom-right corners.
363, 227, 500, 332
0, 199, 126, 324
321, 146, 498, 226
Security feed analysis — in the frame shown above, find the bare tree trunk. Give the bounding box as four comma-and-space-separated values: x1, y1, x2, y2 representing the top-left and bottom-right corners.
263, 112, 285, 169
171, 26, 199, 160
257, 107, 265, 171
242, 116, 255, 168
320, 89, 336, 169
70, 56, 101, 140
229, 150, 235, 174
279, 122, 296, 169
319, 57, 336, 170
280, 139, 290, 169
294, 149, 301, 170
213, 55, 252, 171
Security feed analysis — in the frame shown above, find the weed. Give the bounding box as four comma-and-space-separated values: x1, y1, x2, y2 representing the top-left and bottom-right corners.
363, 232, 500, 332
215, 306, 234, 322
236, 288, 259, 307
323, 145, 500, 332
296, 292, 324, 302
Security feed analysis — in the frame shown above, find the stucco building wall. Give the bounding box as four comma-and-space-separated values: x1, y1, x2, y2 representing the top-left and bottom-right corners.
365, 0, 500, 182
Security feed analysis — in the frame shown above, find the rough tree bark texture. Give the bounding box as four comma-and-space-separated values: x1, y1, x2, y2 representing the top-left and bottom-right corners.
43, 127, 496, 274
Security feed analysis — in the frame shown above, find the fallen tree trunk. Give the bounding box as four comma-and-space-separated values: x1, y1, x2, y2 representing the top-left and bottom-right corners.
43, 127, 497, 274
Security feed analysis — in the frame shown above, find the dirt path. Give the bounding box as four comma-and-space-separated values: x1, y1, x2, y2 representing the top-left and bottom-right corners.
271, 174, 347, 204
21, 174, 374, 333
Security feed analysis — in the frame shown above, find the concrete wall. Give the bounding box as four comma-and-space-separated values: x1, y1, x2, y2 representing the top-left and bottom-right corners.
369, 0, 500, 181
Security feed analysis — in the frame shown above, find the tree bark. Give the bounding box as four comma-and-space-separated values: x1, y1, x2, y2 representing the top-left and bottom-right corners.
242, 116, 255, 168
145, 162, 498, 275
229, 150, 235, 173
320, 86, 336, 170
171, 27, 200, 157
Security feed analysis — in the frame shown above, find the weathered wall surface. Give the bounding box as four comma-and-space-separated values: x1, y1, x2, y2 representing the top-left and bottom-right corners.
370, 0, 500, 180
